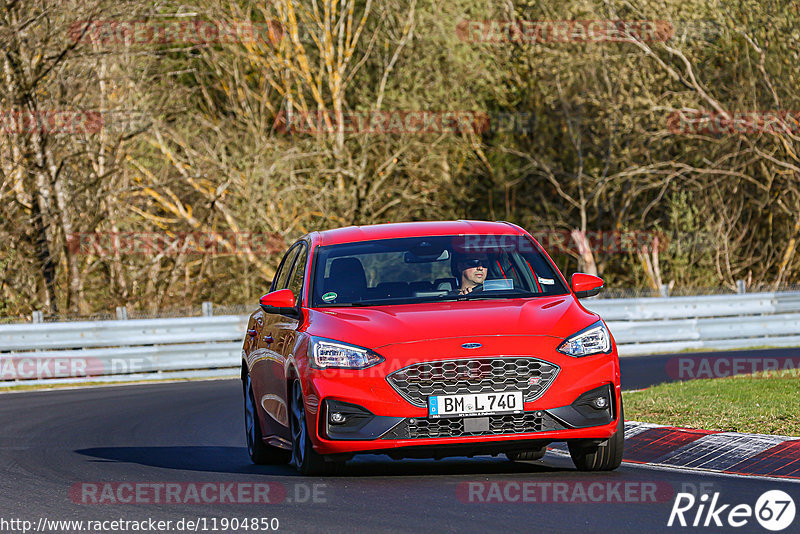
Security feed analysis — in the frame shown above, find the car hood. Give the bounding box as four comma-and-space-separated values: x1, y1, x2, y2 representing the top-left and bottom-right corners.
305, 296, 599, 349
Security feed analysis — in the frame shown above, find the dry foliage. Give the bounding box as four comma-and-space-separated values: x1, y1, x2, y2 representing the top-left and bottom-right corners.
1, 0, 799, 317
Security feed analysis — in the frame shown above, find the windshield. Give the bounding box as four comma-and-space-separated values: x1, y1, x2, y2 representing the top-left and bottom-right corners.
311, 234, 568, 307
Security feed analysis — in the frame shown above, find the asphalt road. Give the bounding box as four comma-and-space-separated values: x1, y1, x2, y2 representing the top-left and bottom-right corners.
2, 359, 799, 534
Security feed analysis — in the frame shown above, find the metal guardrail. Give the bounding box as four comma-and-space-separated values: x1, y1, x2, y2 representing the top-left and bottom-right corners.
2, 291, 800, 385
0, 315, 248, 384
0, 316, 248, 351
585, 291, 800, 355
586, 292, 800, 320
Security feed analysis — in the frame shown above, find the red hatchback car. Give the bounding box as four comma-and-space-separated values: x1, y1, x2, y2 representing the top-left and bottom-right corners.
242, 220, 623, 475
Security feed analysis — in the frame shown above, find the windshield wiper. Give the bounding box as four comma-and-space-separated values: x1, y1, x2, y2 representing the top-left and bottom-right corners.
326, 290, 539, 307
449, 290, 536, 301
349, 297, 417, 306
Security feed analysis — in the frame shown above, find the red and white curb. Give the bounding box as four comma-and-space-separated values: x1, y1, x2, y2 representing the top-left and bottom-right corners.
550, 421, 800, 480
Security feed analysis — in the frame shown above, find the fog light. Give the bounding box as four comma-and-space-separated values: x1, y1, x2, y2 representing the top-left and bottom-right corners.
330, 412, 346, 424
593, 397, 608, 409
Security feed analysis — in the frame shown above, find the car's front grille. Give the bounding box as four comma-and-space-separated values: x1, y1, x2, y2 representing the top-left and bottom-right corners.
382, 411, 566, 439
386, 357, 560, 407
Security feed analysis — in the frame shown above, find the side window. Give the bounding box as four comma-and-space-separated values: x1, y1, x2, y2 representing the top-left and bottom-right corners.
272, 246, 299, 291
287, 245, 308, 306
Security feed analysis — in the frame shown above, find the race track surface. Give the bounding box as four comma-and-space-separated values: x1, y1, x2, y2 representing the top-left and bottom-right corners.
1, 349, 798, 533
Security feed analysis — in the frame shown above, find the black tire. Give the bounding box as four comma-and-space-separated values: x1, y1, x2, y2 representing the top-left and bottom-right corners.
289, 380, 344, 476
244, 372, 290, 465
506, 446, 547, 462
568, 402, 625, 472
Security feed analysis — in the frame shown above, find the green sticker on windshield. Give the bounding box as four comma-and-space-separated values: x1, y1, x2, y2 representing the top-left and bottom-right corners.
322, 292, 337, 302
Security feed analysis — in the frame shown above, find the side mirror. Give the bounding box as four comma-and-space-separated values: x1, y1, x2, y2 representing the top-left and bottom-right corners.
259, 289, 299, 318
571, 273, 604, 299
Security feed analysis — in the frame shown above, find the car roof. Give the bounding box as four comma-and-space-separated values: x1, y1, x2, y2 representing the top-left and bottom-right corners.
314, 220, 526, 247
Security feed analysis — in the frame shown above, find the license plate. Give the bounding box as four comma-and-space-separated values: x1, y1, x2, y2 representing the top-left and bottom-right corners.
428, 391, 523, 419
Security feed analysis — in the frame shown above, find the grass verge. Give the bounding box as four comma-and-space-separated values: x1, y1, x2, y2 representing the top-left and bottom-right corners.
624, 369, 800, 436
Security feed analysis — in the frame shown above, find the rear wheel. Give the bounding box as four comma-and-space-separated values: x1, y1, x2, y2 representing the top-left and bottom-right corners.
568, 401, 624, 471
289, 380, 343, 475
244, 373, 289, 465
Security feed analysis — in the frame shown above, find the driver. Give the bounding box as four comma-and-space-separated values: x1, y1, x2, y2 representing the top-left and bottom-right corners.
453, 253, 489, 295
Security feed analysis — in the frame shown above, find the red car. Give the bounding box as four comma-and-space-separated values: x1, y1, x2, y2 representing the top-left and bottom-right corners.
242, 220, 623, 475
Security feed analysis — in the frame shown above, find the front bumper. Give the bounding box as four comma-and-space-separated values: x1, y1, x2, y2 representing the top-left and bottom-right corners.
300, 335, 621, 456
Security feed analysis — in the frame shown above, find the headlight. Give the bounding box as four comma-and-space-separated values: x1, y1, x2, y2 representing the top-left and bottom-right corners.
557, 321, 612, 357
311, 338, 384, 369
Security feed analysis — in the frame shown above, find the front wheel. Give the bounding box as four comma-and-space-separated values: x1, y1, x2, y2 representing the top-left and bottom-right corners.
289, 380, 343, 475
568, 401, 624, 471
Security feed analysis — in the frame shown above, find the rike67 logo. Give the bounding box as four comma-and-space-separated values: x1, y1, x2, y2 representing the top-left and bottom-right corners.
668, 490, 796, 531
